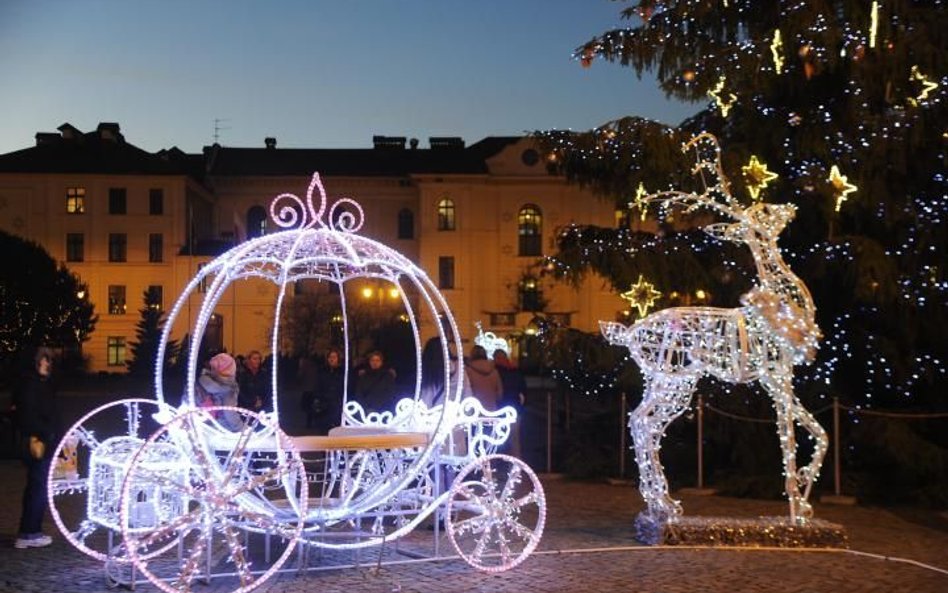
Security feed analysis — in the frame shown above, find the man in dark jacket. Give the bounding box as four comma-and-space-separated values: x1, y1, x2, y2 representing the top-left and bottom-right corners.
354, 350, 396, 414
237, 350, 271, 413
13, 347, 60, 549
493, 349, 527, 458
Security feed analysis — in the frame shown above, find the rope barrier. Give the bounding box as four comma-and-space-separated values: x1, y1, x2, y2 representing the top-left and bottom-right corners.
838, 404, 948, 419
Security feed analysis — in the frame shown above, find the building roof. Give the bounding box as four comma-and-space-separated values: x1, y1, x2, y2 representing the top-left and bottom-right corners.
203, 136, 522, 177
0, 122, 201, 177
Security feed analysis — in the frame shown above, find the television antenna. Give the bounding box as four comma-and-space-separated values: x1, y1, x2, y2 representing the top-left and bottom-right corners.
213, 118, 231, 144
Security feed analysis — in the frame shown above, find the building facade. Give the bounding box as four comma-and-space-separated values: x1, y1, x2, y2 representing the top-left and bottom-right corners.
0, 123, 634, 372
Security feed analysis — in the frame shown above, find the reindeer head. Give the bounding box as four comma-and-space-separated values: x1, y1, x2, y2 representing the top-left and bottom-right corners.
703, 202, 797, 245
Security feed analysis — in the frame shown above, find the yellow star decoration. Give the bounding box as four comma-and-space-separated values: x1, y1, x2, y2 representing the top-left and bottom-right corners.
621, 274, 663, 318
828, 165, 857, 212
741, 155, 779, 200
633, 182, 649, 221
770, 29, 785, 74
869, 1, 879, 49
708, 76, 737, 117
907, 65, 939, 107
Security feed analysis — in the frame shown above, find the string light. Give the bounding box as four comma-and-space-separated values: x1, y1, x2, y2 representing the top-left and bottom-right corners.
708, 76, 737, 116
742, 155, 779, 200
771, 29, 785, 74
621, 274, 663, 318
869, 1, 879, 49
827, 165, 858, 211
634, 182, 650, 221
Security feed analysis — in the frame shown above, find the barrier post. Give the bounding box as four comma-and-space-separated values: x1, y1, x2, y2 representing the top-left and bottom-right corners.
619, 392, 627, 479
833, 396, 841, 497
697, 392, 704, 490
546, 391, 553, 474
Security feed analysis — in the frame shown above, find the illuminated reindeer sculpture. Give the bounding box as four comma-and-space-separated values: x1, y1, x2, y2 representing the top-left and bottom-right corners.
601, 133, 828, 526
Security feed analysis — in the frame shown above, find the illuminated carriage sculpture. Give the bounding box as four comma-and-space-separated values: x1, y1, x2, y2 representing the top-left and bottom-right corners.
47, 174, 546, 592
600, 134, 829, 536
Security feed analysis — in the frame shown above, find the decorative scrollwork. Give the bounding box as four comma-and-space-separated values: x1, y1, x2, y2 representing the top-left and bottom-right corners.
269, 172, 364, 232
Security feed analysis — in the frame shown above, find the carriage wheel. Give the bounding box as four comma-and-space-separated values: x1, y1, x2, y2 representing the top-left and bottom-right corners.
446, 454, 546, 572
48, 398, 177, 563
120, 407, 308, 593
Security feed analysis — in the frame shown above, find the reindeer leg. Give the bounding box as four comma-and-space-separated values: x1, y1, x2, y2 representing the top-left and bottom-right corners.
791, 395, 829, 517
761, 371, 806, 523
630, 373, 697, 523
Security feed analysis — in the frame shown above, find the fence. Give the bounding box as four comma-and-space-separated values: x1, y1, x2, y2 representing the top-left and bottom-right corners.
530, 389, 948, 497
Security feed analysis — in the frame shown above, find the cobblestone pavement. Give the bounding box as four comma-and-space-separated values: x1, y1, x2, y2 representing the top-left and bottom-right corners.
1, 458, 947, 593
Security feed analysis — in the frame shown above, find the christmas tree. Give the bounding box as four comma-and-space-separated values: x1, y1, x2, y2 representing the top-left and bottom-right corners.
537, 1, 947, 504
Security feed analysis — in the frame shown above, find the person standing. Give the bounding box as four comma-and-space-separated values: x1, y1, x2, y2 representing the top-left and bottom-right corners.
493, 349, 528, 458
13, 347, 60, 549
465, 345, 502, 411
195, 352, 244, 431
354, 350, 396, 413
312, 348, 345, 434
238, 350, 271, 413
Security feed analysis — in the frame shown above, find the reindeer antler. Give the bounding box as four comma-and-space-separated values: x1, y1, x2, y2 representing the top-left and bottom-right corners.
640, 133, 744, 222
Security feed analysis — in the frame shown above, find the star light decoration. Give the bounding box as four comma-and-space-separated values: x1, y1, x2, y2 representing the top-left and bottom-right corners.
907, 65, 939, 107
621, 274, 662, 318
828, 165, 858, 211
708, 76, 737, 116
741, 155, 779, 200
869, 1, 880, 49
770, 29, 785, 74
634, 182, 649, 221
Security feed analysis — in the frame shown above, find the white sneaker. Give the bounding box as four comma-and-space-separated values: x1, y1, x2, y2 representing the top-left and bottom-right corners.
14, 534, 52, 549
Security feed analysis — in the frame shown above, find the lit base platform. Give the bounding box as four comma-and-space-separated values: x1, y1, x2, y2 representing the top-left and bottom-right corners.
634, 513, 849, 548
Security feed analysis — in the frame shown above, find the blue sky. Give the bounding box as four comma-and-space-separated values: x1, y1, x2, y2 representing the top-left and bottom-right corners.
0, 1, 698, 154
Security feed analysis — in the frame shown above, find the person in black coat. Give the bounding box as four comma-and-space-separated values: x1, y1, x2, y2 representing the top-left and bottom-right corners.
13, 347, 60, 549
313, 348, 345, 434
493, 349, 528, 459
353, 350, 396, 414
237, 350, 271, 413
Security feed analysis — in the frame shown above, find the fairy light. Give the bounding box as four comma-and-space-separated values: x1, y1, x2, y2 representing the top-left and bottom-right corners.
770, 29, 785, 74
708, 76, 737, 116
742, 155, 779, 200
907, 65, 939, 107
601, 133, 827, 527
828, 165, 858, 211
621, 274, 663, 318
634, 182, 650, 221
869, 1, 879, 49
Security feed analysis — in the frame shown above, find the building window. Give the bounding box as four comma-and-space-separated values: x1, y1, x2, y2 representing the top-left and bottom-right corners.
149, 233, 163, 263
149, 188, 164, 215
107, 336, 126, 366
147, 285, 163, 312
438, 256, 455, 289
108, 285, 127, 315
397, 208, 414, 239
489, 312, 516, 327
247, 206, 267, 238
109, 188, 127, 214
518, 276, 542, 312
437, 198, 455, 231
66, 233, 84, 262
108, 233, 127, 262
518, 204, 542, 256
66, 187, 85, 214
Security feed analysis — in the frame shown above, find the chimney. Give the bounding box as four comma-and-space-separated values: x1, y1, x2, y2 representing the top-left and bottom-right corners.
35, 132, 60, 146
429, 136, 465, 150
96, 122, 122, 142
265, 137, 277, 149
372, 135, 407, 149
57, 123, 82, 141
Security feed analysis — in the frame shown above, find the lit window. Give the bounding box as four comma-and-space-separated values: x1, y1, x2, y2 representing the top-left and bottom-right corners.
518, 204, 542, 256
66, 187, 85, 214
437, 198, 455, 231
518, 276, 542, 311
108, 188, 127, 214
438, 256, 455, 289
66, 233, 84, 262
149, 189, 164, 215
149, 233, 163, 263
398, 208, 414, 239
107, 336, 126, 366
108, 233, 127, 262
108, 285, 127, 315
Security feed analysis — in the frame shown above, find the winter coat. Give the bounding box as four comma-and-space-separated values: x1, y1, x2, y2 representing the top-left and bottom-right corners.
495, 361, 528, 410
13, 369, 60, 459
419, 359, 471, 408
465, 358, 503, 410
354, 367, 396, 413
237, 367, 271, 412
195, 370, 244, 431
